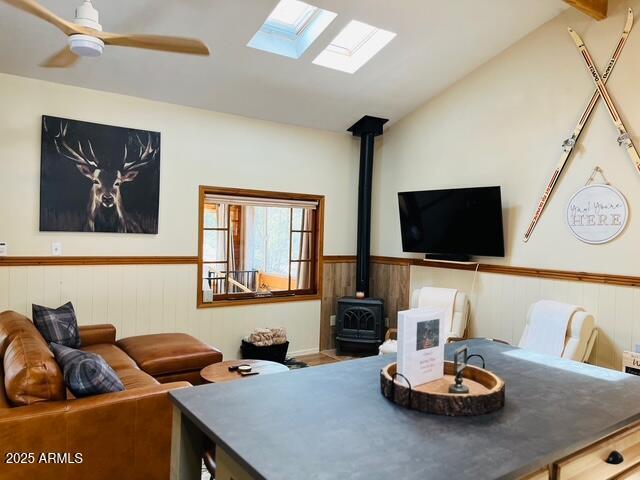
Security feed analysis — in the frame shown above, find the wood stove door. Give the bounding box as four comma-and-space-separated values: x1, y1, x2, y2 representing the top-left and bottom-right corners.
338, 305, 359, 339
343, 306, 377, 340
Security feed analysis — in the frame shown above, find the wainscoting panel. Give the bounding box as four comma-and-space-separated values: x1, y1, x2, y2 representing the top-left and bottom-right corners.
320, 261, 356, 350
0, 264, 321, 359
369, 262, 410, 330
319, 258, 410, 350
410, 265, 640, 370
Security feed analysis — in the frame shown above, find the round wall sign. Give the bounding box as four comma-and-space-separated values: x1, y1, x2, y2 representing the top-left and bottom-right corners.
566, 184, 628, 244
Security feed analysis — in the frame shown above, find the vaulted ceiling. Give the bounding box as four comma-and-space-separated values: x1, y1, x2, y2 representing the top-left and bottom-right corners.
0, 0, 569, 132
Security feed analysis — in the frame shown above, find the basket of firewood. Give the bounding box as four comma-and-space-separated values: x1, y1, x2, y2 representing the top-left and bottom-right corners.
241, 328, 289, 364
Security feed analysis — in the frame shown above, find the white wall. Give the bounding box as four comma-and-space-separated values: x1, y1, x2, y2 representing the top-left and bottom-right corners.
374, 1, 640, 276
0, 72, 360, 358
375, 1, 640, 368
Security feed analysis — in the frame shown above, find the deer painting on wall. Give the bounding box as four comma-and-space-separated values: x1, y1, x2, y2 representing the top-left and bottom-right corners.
40, 116, 161, 234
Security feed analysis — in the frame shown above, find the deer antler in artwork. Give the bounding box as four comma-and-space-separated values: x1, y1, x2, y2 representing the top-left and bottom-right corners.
122, 133, 158, 173
54, 122, 100, 170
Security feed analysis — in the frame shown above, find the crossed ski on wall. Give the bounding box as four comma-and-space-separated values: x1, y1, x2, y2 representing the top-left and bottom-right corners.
568, 27, 640, 173
523, 8, 634, 243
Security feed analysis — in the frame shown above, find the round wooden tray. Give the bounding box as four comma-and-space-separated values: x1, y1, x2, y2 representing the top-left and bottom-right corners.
380, 361, 505, 416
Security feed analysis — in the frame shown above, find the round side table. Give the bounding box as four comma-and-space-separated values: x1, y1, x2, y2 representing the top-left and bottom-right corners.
200, 359, 289, 383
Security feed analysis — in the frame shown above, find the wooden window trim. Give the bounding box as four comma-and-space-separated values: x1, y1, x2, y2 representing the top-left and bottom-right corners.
197, 185, 324, 309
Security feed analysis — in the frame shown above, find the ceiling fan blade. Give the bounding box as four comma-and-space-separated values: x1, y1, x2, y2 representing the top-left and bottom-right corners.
2, 0, 79, 35
41, 47, 79, 68
97, 32, 210, 56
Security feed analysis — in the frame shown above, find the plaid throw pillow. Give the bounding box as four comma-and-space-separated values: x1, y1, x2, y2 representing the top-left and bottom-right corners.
49, 343, 124, 398
32, 302, 81, 348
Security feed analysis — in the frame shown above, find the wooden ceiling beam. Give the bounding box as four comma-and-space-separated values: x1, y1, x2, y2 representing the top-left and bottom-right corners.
563, 0, 608, 20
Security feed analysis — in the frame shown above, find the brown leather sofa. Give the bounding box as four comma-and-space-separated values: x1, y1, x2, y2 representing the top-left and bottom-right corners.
0, 310, 222, 480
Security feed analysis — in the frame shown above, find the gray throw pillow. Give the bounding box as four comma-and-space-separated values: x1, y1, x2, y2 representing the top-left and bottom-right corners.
32, 302, 81, 348
49, 343, 124, 397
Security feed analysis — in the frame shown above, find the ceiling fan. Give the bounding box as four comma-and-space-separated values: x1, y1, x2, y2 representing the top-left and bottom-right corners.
2, 0, 210, 68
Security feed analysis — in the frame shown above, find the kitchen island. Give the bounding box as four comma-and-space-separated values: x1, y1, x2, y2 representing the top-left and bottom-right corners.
170, 340, 640, 480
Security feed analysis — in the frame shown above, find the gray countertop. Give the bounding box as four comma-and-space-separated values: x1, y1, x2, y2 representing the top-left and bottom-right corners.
170, 340, 640, 480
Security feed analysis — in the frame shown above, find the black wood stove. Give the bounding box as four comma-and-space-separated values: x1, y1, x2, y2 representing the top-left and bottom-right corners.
335, 115, 388, 355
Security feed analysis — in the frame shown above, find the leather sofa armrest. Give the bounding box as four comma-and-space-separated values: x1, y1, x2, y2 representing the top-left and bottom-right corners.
79, 324, 116, 346
0, 381, 190, 479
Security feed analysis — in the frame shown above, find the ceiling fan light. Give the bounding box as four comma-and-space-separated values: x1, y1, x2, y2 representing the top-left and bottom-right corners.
68, 34, 104, 57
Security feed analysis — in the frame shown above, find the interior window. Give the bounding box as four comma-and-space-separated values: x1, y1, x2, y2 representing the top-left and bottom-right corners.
198, 187, 322, 306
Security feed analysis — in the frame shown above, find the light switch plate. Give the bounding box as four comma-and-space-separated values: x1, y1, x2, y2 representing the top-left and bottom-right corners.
51, 242, 62, 256
0, 242, 6, 256
330, 314, 336, 327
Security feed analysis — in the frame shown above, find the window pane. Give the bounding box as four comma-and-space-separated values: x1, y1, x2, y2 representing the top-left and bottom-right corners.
291, 208, 313, 231
228, 270, 259, 294
203, 203, 227, 228
290, 261, 311, 289
291, 208, 303, 230
265, 207, 291, 276
291, 232, 313, 261
290, 261, 298, 287
203, 212, 217, 229
202, 263, 227, 296
257, 272, 289, 292
247, 206, 267, 272
203, 230, 227, 262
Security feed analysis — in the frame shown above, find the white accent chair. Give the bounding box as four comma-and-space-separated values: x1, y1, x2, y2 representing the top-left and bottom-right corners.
378, 288, 470, 355
410, 289, 470, 341
519, 303, 598, 363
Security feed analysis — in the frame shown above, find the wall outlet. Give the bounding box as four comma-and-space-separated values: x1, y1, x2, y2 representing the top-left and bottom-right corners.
51, 242, 62, 256
330, 315, 336, 327
0, 242, 6, 256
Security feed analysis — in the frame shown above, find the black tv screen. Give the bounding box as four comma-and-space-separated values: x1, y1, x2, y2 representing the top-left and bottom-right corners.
398, 186, 505, 257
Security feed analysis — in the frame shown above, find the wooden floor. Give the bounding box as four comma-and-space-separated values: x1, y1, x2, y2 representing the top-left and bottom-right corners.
296, 349, 373, 367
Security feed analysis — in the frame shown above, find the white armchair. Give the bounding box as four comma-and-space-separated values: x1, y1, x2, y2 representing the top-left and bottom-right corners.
519, 302, 597, 362
410, 288, 470, 340
379, 288, 470, 355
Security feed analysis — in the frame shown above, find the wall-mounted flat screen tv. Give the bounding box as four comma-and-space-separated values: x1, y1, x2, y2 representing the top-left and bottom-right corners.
398, 186, 505, 259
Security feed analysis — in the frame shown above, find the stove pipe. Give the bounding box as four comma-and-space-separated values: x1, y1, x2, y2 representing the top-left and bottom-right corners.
347, 115, 389, 298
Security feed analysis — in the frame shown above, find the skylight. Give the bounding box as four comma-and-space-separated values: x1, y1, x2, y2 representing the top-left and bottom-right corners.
268, 0, 317, 33
248, 0, 337, 59
313, 20, 396, 74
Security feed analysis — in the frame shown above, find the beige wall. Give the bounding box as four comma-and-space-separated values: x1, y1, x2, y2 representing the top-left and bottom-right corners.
0, 72, 358, 256
374, 1, 640, 276
375, 1, 640, 368
0, 72, 359, 358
